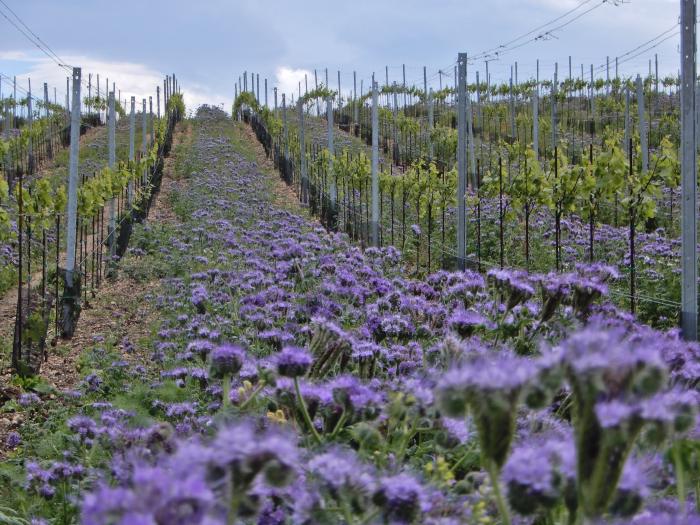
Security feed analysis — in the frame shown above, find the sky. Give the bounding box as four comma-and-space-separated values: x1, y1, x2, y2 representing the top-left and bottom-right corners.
0, 0, 683, 114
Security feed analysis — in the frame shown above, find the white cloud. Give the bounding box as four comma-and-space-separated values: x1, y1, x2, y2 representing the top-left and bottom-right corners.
0, 50, 225, 115
275, 66, 312, 103
0, 51, 37, 61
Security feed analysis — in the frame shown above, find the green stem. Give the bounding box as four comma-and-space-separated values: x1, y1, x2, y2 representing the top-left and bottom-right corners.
340, 497, 355, 524
62, 479, 68, 525
222, 374, 231, 410
294, 376, 322, 444
238, 381, 266, 411
330, 409, 349, 439
395, 419, 418, 464
492, 307, 510, 348
228, 478, 241, 525
674, 443, 686, 514
486, 459, 511, 525
359, 509, 381, 525
449, 443, 476, 474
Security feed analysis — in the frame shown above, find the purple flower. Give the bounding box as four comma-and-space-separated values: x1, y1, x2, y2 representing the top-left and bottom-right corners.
373, 473, 427, 524
561, 324, 666, 396
18, 392, 41, 407
209, 343, 245, 378
308, 448, 376, 494
187, 339, 215, 359
487, 268, 535, 309
595, 400, 638, 428
446, 309, 490, 338
190, 284, 209, 313
67, 416, 99, 443
5, 431, 21, 448
276, 346, 313, 378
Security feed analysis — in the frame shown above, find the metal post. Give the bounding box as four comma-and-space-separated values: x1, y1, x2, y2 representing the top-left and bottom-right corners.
353, 71, 358, 129
509, 72, 516, 139
476, 70, 482, 130
157, 86, 161, 119
314, 69, 319, 116
606, 56, 610, 95
457, 53, 467, 270
552, 63, 558, 149
533, 89, 539, 159
392, 82, 398, 160
655, 53, 659, 116
696, 81, 700, 153
625, 88, 631, 157
97, 74, 100, 123
128, 97, 135, 206
423, 66, 427, 102
327, 96, 336, 218
466, 74, 477, 189
298, 100, 308, 204
338, 70, 342, 111
27, 79, 33, 173
108, 91, 117, 273
43, 83, 49, 119
636, 75, 648, 173
142, 99, 147, 155
428, 88, 434, 160
65, 68, 81, 286
282, 94, 289, 159
265, 78, 268, 108
590, 64, 595, 116
681, 0, 697, 340
486, 61, 490, 97
149, 96, 154, 146
402, 64, 407, 108
274, 88, 278, 112
371, 81, 379, 247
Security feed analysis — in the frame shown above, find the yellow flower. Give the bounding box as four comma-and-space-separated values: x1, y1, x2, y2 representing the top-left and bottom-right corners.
266, 409, 286, 424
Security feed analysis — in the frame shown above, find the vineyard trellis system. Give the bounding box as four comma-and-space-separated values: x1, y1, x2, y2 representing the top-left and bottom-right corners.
235, 49, 698, 333
3, 69, 183, 376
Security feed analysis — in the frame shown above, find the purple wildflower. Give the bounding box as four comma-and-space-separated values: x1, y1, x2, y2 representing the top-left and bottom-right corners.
276, 346, 313, 378
209, 343, 245, 378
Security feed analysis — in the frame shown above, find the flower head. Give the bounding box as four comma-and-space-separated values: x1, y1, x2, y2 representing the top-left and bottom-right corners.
209, 343, 245, 378
276, 346, 313, 378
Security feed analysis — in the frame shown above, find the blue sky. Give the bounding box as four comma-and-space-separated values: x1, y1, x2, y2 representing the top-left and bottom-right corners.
0, 0, 682, 112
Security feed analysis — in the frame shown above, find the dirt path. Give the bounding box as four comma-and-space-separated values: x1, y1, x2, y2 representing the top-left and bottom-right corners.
239, 123, 315, 218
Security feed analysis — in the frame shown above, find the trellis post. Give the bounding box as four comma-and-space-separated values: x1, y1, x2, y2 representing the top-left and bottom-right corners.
456, 53, 467, 271
680, 0, 697, 340
371, 81, 379, 247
